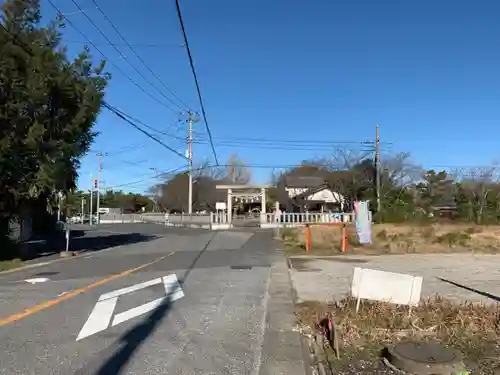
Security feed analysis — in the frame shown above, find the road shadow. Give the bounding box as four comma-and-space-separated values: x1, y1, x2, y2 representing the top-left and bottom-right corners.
75, 233, 218, 375
437, 277, 500, 302
14, 229, 107, 262
69, 233, 157, 253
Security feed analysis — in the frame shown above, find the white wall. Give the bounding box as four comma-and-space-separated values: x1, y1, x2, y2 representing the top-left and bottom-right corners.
306, 189, 344, 205
285, 187, 309, 198
285, 187, 344, 205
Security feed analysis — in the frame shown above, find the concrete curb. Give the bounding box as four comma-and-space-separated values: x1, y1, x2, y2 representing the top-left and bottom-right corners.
0, 254, 78, 276
286, 252, 332, 375
258, 248, 310, 375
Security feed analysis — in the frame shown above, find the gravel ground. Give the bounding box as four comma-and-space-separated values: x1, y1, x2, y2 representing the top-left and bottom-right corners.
289, 253, 500, 375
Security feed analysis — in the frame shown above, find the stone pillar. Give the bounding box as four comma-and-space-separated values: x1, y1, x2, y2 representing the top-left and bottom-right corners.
227, 189, 232, 225
260, 188, 267, 224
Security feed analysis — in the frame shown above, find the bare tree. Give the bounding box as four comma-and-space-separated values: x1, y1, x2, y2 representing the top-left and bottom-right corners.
193, 159, 224, 181
381, 152, 423, 188
454, 165, 500, 223
224, 154, 251, 184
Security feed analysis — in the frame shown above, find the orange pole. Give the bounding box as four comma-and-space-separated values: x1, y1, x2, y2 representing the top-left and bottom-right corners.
305, 224, 311, 253
341, 224, 348, 253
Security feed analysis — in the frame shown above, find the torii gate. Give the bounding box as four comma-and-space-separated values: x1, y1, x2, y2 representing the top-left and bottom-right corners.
215, 184, 273, 225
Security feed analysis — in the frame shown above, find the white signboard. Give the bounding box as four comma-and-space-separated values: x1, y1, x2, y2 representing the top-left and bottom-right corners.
215, 202, 227, 210
351, 267, 422, 311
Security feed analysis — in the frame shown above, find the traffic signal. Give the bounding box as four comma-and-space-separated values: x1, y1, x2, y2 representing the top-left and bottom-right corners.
93, 179, 98, 189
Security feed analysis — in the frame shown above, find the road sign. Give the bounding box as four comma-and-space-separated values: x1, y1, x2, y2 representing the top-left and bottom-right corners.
216, 202, 226, 210
76, 274, 184, 341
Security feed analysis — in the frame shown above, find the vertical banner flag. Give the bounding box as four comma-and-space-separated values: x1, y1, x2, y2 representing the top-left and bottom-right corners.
355, 200, 372, 244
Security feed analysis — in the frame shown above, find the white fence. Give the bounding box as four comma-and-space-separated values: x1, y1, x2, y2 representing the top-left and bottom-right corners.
210, 212, 231, 230
97, 211, 370, 230
260, 212, 367, 228
99, 213, 144, 224
141, 213, 211, 228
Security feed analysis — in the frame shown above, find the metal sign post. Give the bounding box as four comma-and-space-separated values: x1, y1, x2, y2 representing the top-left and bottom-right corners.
65, 225, 70, 252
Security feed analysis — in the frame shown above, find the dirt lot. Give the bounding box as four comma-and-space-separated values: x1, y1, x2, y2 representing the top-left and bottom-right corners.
282, 223, 500, 255
282, 223, 500, 374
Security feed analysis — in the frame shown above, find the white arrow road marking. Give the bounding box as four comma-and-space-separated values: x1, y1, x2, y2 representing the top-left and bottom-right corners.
76, 274, 184, 341
112, 296, 164, 327
76, 297, 117, 341
24, 278, 50, 284
98, 278, 162, 301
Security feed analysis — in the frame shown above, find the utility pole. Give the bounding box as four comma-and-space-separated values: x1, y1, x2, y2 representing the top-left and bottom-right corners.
90, 171, 93, 226
96, 152, 102, 224
187, 113, 194, 215
81, 197, 85, 223
375, 124, 381, 213
57, 192, 62, 222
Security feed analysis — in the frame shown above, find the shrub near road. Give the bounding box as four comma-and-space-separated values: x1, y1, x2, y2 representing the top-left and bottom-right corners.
297, 297, 500, 374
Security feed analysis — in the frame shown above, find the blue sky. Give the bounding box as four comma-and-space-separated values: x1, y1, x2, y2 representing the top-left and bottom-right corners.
41, 0, 500, 193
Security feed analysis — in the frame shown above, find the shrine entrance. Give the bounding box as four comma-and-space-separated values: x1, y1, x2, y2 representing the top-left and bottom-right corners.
214, 184, 273, 228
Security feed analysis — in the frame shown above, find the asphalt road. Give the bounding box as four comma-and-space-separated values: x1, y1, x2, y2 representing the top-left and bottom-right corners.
0, 224, 304, 375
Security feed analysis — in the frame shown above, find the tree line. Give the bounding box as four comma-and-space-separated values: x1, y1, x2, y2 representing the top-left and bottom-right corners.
154, 149, 500, 224
63, 190, 154, 217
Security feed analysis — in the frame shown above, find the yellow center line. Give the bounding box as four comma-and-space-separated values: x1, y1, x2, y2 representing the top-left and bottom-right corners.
0, 252, 174, 327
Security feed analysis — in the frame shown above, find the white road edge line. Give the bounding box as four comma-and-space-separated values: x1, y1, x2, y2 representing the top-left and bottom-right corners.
98, 278, 162, 301
76, 297, 117, 341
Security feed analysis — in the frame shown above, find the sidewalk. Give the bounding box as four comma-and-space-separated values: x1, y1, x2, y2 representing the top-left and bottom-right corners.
288, 253, 500, 304
259, 249, 309, 375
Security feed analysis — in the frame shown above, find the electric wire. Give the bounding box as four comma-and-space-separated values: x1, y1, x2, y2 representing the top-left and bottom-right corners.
46, 0, 179, 113
68, 0, 183, 112
173, 0, 219, 165
89, 0, 191, 110
103, 101, 189, 161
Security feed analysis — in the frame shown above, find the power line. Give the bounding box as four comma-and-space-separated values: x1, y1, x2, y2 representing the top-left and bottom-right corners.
68, 0, 183, 112
66, 40, 184, 48
103, 107, 388, 153
103, 165, 188, 189
103, 104, 187, 143
173, 0, 219, 165
46, 0, 178, 113
89, 0, 191, 110
103, 101, 189, 162
192, 134, 392, 146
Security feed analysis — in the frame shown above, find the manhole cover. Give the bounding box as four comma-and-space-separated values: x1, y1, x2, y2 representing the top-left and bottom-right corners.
386, 341, 466, 375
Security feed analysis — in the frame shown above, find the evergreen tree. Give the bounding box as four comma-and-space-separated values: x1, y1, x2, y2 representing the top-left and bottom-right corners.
0, 0, 109, 253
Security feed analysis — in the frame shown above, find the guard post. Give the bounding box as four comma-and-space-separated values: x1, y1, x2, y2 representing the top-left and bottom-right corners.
305, 224, 312, 253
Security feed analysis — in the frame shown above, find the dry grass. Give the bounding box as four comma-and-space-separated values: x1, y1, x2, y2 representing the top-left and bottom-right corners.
0, 258, 22, 271
281, 223, 500, 255
296, 297, 500, 373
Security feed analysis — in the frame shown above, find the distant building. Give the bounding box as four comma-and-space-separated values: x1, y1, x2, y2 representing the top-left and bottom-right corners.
283, 176, 345, 212
98, 207, 121, 215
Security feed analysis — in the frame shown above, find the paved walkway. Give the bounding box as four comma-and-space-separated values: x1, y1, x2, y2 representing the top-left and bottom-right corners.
289, 253, 500, 304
